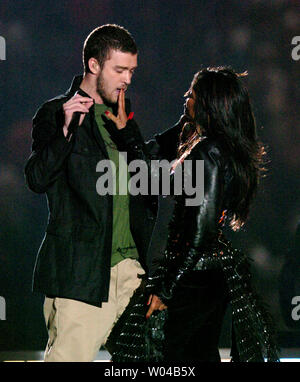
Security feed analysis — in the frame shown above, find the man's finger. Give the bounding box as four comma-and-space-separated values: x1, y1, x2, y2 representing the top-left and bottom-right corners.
159, 304, 167, 311
68, 96, 94, 105
67, 101, 93, 110
117, 89, 125, 118
64, 103, 91, 111
104, 110, 118, 123
121, 90, 126, 115
64, 105, 90, 114
121, 89, 125, 111
79, 114, 86, 126
147, 295, 153, 306
146, 306, 154, 319
105, 107, 126, 129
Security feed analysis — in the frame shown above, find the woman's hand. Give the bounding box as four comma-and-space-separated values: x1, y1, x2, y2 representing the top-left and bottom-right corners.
104, 88, 128, 129
146, 294, 167, 319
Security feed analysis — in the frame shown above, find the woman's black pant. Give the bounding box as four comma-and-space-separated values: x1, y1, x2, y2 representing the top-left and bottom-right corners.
164, 268, 229, 362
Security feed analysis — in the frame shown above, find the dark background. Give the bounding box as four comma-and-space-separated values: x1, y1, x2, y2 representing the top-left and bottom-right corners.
0, 0, 299, 352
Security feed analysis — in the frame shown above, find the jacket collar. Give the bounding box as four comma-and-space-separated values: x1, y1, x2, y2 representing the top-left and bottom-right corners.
65, 74, 91, 98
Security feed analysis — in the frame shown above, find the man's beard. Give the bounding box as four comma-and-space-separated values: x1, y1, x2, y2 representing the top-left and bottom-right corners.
96, 73, 116, 105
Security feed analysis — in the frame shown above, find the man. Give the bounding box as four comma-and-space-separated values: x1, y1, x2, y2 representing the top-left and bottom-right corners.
25, 24, 159, 362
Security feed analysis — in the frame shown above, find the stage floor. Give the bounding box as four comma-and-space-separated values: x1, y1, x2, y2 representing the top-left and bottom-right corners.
1, 348, 300, 362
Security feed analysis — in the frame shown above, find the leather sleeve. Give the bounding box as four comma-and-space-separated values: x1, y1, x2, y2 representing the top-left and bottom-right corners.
154, 143, 225, 303
111, 118, 150, 162
112, 120, 225, 303
24, 102, 74, 193
111, 118, 168, 197
112, 116, 184, 161
111, 117, 185, 195
153, 119, 183, 161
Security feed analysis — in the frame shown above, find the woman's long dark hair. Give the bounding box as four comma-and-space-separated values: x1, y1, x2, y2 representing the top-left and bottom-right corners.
177, 66, 266, 231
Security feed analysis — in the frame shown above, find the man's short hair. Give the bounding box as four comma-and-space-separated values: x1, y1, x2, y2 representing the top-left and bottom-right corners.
83, 24, 137, 73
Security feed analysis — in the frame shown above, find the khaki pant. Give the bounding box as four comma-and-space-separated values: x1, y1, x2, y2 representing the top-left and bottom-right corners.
43, 258, 145, 362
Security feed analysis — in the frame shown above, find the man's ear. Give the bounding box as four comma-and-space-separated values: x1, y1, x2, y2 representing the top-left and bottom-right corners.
88, 58, 100, 74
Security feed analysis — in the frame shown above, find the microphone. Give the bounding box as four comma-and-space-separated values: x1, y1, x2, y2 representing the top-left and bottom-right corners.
66, 111, 81, 141
65, 90, 87, 140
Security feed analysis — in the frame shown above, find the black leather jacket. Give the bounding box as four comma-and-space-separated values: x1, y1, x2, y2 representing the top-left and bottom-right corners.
114, 119, 234, 303
111, 119, 280, 362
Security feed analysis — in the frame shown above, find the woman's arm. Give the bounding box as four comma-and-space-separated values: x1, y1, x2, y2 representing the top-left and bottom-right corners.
153, 142, 225, 304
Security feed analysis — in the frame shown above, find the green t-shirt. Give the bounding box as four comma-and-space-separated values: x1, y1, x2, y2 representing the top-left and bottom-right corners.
94, 104, 139, 267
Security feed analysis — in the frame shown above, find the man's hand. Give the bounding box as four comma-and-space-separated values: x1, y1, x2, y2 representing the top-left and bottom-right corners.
62, 92, 94, 137
146, 294, 167, 319
104, 89, 128, 129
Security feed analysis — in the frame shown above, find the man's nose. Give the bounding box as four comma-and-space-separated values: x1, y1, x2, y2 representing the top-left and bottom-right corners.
123, 71, 132, 85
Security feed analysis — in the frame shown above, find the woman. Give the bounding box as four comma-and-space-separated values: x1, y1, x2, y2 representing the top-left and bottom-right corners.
105, 67, 279, 362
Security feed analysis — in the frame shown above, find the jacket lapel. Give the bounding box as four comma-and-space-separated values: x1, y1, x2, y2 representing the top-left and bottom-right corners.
89, 105, 110, 159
